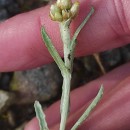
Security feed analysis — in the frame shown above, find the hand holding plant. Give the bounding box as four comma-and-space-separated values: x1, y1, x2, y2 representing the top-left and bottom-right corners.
0, 0, 130, 130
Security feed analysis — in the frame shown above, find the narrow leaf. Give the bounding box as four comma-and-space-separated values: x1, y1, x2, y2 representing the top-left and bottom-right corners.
71, 85, 103, 130
70, 7, 94, 50
41, 27, 66, 74
34, 101, 49, 130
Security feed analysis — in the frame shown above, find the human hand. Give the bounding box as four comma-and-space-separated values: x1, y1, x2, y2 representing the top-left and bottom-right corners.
0, 0, 130, 130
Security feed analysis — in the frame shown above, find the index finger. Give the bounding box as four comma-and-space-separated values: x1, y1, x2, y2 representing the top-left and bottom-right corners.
0, 0, 130, 71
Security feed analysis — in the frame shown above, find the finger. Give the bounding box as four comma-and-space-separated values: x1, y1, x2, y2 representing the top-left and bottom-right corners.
51, 76, 130, 130
0, 0, 130, 71
24, 62, 130, 130
81, 77, 130, 130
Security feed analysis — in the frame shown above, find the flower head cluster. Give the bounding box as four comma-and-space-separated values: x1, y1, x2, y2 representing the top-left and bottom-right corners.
50, 0, 79, 22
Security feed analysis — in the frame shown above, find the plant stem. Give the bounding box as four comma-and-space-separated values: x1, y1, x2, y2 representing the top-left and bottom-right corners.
60, 73, 71, 130
58, 8, 95, 130
40, 3, 98, 130
93, 53, 106, 74
60, 20, 72, 71
59, 20, 73, 130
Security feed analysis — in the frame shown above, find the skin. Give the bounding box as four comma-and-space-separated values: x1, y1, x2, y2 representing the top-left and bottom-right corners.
0, 0, 130, 129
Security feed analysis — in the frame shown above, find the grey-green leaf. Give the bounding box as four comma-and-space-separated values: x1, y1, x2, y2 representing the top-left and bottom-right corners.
41, 26, 66, 75
34, 101, 49, 130
70, 7, 94, 51
71, 85, 103, 130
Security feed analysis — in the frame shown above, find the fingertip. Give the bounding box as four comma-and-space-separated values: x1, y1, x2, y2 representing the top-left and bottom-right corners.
24, 118, 39, 130
0, 6, 59, 71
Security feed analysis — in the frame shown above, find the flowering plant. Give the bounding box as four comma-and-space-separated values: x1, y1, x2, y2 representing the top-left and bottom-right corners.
34, 0, 103, 130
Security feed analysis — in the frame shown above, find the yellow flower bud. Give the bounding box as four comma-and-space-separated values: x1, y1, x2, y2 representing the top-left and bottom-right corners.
56, 0, 61, 7
57, 0, 72, 10
62, 10, 71, 20
50, 4, 63, 21
50, 0, 79, 22
50, 4, 61, 15
70, 1, 79, 18
49, 12, 55, 21
54, 12, 63, 22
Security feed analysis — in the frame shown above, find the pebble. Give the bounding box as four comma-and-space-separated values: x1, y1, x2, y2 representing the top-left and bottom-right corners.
6, 3, 20, 16
0, 8, 9, 21
0, 0, 13, 7
0, 90, 14, 113
120, 44, 130, 62
0, 73, 13, 91
10, 63, 62, 104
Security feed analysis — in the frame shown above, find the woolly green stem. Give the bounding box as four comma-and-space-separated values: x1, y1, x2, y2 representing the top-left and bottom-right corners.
59, 19, 72, 130
39, 3, 102, 130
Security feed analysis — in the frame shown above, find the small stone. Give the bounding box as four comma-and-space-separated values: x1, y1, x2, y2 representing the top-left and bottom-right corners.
0, 8, 9, 21
6, 3, 20, 16
0, 90, 14, 113
0, 0, 13, 7
10, 63, 62, 104
120, 44, 130, 62
0, 72, 13, 91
